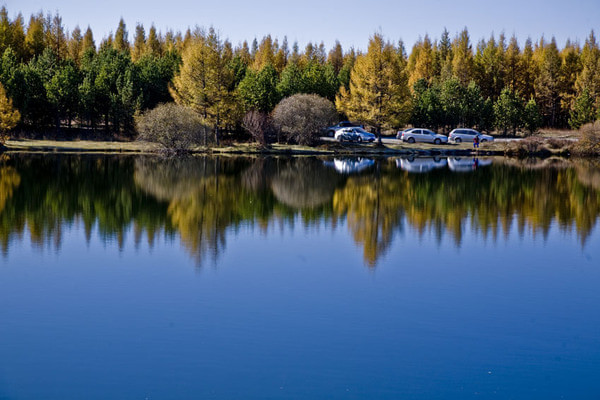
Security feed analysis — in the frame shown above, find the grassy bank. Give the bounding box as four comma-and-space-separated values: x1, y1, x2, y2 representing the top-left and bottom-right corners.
2, 133, 597, 158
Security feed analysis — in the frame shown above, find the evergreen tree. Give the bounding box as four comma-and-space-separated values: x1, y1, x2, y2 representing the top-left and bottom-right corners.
238, 63, 280, 112
534, 37, 562, 127
569, 89, 596, 129
494, 87, 524, 134
451, 28, 474, 85
523, 98, 542, 134
575, 31, 600, 107
132, 23, 146, 61
44, 12, 67, 60
81, 26, 95, 56
146, 25, 161, 57
46, 60, 81, 129
68, 26, 83, 64
328, 40, 344, 75
113, 18, 129, 53
277, 62, 304, 98
24, 13, 45, 60
504, 35, 521, 90
336, 33, 411, 142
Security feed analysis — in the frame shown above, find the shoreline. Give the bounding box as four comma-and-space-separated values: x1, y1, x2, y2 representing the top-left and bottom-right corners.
0, 137, 585, 158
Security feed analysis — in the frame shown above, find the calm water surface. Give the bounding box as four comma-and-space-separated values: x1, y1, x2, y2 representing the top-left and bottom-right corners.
0, 154, 599, 399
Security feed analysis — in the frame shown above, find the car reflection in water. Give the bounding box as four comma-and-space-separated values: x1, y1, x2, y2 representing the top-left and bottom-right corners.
447, 157, 493, 172
323, 157, 376, 174
396, 156, 448, 173
395, 156, 493, 173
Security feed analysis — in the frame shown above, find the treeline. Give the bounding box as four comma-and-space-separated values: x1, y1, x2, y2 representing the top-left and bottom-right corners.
0, 6, 600, 137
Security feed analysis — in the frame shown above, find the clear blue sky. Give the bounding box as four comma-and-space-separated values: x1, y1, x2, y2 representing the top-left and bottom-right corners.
4, 0, 600, 51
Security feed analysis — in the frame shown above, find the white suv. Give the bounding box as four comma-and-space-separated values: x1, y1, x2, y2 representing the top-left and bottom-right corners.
449, 128, 494, 143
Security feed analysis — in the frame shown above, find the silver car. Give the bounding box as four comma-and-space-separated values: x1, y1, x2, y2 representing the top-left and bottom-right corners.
335, 127, 376, 143
449, 128, 494, 143
399, 128, 448, 144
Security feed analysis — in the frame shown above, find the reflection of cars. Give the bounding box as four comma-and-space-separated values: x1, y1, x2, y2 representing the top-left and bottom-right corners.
399, 128, 448, 144
336, 127, 376, 143
449, 128, 494, 143
447, 157, 493, 172
331, 157, 375, 174
396, 156, 448, 173
325, 121, 363, 137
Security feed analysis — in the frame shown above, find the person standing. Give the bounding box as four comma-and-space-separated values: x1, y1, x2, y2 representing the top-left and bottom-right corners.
473, 135, 480, 149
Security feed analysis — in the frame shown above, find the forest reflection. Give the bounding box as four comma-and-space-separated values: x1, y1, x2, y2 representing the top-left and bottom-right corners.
0, 154, 599, 266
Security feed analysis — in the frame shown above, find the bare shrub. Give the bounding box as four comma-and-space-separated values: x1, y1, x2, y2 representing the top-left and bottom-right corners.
272, 94, 337, 146
242, 111, 274, 146
136, 103, 211, 152
506, 137, 547, 156
572, 121, 600, 156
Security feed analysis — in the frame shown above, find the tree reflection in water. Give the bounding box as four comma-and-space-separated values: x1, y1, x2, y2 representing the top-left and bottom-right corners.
0, 154, 599, 267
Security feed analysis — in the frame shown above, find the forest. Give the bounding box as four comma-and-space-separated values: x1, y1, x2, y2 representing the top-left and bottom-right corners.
0, 6, 599, 140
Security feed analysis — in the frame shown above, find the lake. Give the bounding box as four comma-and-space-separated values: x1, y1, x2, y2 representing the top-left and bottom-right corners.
0, 154, 599, 399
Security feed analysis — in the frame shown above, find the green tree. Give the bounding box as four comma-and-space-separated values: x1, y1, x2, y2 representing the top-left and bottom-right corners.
131, 23, 146, 62
46, 61, 81, 129
238, 63, 280, 112
336, 33, 411, 142
569, 89, 596, 129
277, 62, 304, 98
523, 98, 542, 134
494, 87, 524, 135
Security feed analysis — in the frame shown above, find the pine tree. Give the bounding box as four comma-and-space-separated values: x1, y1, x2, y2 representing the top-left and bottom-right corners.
81, 26, 95, 56
9, 13, 26, 61
328, 40, 344, 75
45, 12, 67, 60
68, 25, 83, 64
451, 28, 474, 86
146, 25, 161, 56
336, 33, 411, 142
131, 23, 146, 61
494, 87, 524, 135
113, 18, 129, 53
534, 37, 562, 127
25, 13, 45, 60
408, 35, 435, 89
504, 35, 521, 91
238, 63, 280, 112
523, 98, 542, 134
575, 31, 600, 107
252, 35, 274, 70
569, 89, 596, 129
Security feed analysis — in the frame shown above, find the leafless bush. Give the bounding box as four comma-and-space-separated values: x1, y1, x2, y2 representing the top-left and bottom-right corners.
136, 103, 211, 152
571, 121, 600, 156
506, 137, 547, 156
272, 94, 337, 146
242, 110, 274, 146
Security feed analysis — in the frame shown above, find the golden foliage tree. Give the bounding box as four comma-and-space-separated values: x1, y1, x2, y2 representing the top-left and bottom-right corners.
170, 28, 241, 144
336, 33, 411, 142
0, 82, 20, 142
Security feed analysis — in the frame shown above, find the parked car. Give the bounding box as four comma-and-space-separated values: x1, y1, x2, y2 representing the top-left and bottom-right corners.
399, 128, 448, 144
325, 121, 363, 137
396, 128, 414, 140
338, 127, 376, 143
449, 128, 494, 143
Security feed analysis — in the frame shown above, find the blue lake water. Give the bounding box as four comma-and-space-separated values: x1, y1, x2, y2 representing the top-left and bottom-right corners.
0, 154, 599, 399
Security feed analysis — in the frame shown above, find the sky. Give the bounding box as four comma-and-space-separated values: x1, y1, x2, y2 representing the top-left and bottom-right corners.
4, 0, 600, 51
